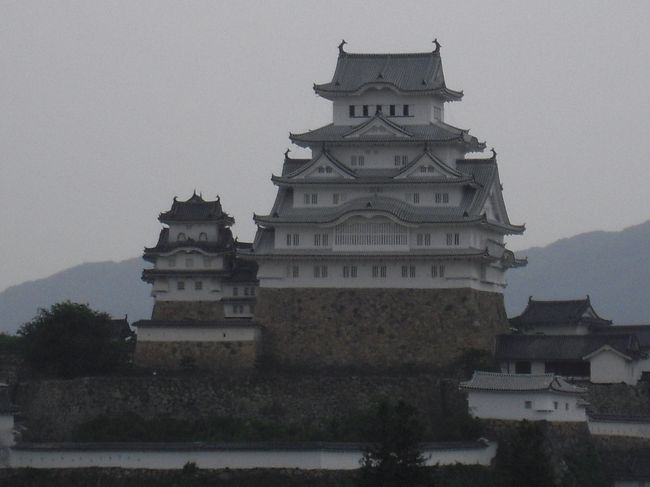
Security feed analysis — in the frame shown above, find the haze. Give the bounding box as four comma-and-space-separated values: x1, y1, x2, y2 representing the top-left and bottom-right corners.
2, 0, 650, 292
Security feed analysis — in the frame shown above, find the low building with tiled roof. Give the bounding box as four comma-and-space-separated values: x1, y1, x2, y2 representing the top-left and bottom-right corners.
509, 296, 612, 335
243, 41, 525, 370
136, 193, 258, 370
460, 371, 588, 422
495, 333, 646, 384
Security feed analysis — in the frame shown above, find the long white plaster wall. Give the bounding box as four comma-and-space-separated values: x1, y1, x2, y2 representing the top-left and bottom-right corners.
136, 326, 259, 343
331, 90, 441, 125
467, 390, 586, 422
5, 443, 496, 470
589, 418, 650, 439
257, 260, 505, 292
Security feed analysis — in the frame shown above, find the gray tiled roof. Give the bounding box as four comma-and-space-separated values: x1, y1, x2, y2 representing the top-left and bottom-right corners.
159, 193, 234, 224
257, 156, 523, 234
593, 325, 650, 350
509, 298, 612, 328
494, 334, 639, 361
290, 118, 482, 150
460, 371, 586, 394
314, 50, 462, 100
143, 228, 236, 262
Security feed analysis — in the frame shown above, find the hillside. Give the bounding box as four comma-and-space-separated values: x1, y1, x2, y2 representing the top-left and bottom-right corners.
505, 220, 650, 323
2, 221, 650, 333
0, 259, 152, 333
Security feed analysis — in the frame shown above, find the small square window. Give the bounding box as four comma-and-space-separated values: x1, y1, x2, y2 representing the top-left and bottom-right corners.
177, 281, 185, 291
349, 105, 355, 117
358, 155, 365, 166
311, 194, 318, 204
194, 281, 203, 291
318, 166, 325, 173
325, 166, 332, 173
314, 234, 321, 246
313, 266, 321, 278
394, 155, 401, 166
403, 105, 410, 116
401, 266, 408, 278
376, 104, 382, 114
409, 266, 416, 278
389, 105, 395, 116
293, 234, 300, 246
525, 401, 532, 409
292, 265, 299, 278
362, 105, 369, 117
443, 193, 449, 204
333, 193, 340, 204
322, 234, 329, 246
413, 193, 420, 204
304, 194, 310, 204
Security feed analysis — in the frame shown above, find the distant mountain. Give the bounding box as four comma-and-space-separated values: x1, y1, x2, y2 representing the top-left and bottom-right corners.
0, 258, 152, 334
2, 221, 649, 333
505, 220, 650, 324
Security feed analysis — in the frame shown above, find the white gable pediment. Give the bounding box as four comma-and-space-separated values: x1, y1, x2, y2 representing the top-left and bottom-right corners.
394, 152, 462, 180
344, 117, 411, 139
288, 152, 356, 180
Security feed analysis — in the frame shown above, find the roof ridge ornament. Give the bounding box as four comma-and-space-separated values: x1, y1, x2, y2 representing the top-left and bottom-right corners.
432, 38, 441, 54
284, 148, 291, 160
338, 39, 347, 55
491, 148, 497, 159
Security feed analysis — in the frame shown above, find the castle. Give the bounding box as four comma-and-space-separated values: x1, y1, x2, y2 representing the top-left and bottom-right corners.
134, 41, 525, 370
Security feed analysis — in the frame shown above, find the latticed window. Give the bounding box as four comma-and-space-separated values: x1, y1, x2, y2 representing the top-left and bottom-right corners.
334, 221, 407, 246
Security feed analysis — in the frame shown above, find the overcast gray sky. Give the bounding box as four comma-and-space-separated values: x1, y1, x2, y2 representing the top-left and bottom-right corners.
2, 0, 650, 292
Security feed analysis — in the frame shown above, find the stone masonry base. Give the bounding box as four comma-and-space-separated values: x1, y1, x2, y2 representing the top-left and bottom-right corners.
255, 287, 508, 369
134, 341, 257, 370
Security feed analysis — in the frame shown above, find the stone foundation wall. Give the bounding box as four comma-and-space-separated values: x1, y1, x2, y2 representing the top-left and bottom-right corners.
15, 374, 464, 441
134, 341, 257, 371
255, 287, 508, 369
151, 301, 225, 321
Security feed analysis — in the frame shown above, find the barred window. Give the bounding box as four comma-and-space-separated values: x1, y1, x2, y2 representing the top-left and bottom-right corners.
334, 221, 407, 246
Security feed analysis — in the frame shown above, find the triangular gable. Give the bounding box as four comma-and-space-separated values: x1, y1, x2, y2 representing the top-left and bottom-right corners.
582, 345, 633, 362
343, 114, 413, 139
284, 151, 357, 180
394, 151, 464, 179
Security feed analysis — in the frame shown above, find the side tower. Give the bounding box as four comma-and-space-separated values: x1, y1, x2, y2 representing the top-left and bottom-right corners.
134, 193, 259, 370
250, 42, 525, 369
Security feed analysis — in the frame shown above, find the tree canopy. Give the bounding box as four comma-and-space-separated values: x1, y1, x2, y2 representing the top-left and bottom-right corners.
18, 301, 131, 378
358, 400, 431, 487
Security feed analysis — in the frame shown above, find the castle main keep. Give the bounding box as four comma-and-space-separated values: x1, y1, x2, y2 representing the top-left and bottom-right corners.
136, 41, 525, 370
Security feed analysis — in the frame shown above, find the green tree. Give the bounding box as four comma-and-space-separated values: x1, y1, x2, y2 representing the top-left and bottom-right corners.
494, 420, 555, 487
18, 301, 131, 378
358, 400, 432, 487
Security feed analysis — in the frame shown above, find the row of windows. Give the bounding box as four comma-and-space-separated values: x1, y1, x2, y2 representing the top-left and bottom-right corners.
524, 400, 571, 411
351, 155, 365, 166
177, 232, 208, 242
286, 233, 300, 246
316, 166, 334, 174
177, 281, 204, 291
285, 231, 460, 247
168, 256, 213, 268
232, 286, 256, 297
303, 193, 318, 205
349, 104, 411, 117
231, 304, 255, 314
287, 264, 447, 279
